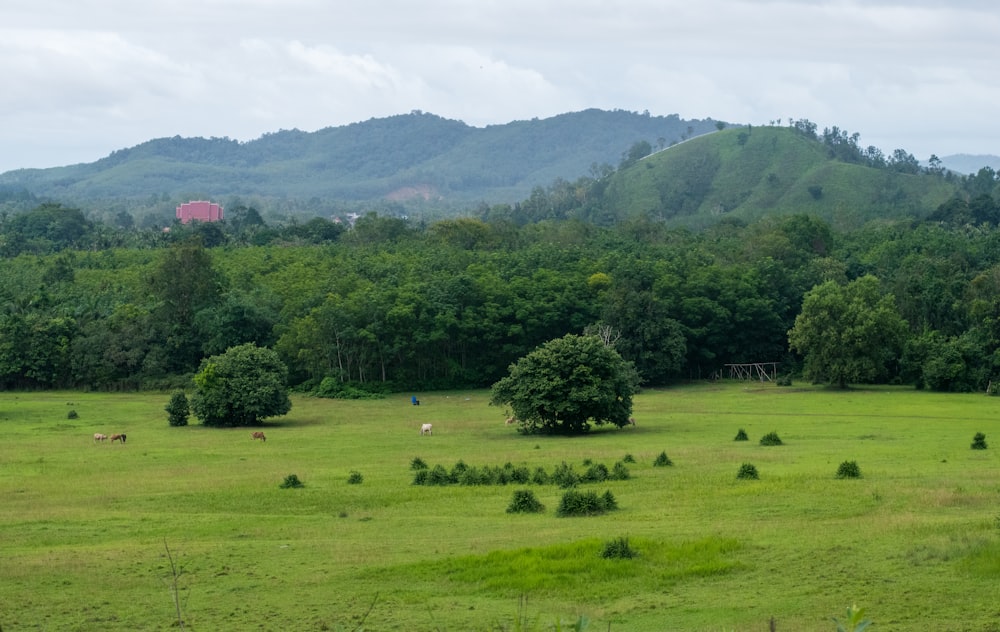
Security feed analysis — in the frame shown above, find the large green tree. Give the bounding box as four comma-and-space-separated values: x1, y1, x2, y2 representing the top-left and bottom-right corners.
490, 333, 639, 435
788, 275, 908, 388
190, 343, 291, 427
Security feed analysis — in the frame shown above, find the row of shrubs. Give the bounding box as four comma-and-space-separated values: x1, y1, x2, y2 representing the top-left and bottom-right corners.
506, 488, 619, 516
410, 458, 631, 487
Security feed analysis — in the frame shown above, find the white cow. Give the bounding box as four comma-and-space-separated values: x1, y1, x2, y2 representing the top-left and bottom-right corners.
93, 433, 108, 442
420, 423, 433, 435
505, 417, 517, 426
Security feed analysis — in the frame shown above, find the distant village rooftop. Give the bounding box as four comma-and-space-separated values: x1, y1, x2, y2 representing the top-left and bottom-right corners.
176, 200, 223, 224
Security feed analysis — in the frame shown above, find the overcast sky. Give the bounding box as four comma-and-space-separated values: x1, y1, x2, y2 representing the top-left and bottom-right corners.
2, 0, 998, 174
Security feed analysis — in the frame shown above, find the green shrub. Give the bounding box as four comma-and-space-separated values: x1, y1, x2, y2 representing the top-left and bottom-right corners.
759, 431, 783, 446
653, 451, 673, 467
165, 390, 189, 427
506, 489, 545, 514
313, 376, 385, 400
971, 432, 988, 450
610, 461, 631, 481
836, 460, 862, 479
280, 474, 304, 489
736, 463, 759, 480
551, 462, 580, 488
412, 469, 429, 485
600, 536, 636, 559
531, 466, 550, 485
556, 489, 617, 516
734, 428, 748, 441
583, 462, 610, 482
427, 464, 452, 485
347, 471, 363, 484
509, 465, 531, 484
450, 460, 469, 478
410, 456, 428, 470
67, 409, 79, 420
601, 490, 618, 511
622, 453, 636, 463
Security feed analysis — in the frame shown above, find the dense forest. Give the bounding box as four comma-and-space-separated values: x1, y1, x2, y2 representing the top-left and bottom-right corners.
2, 117, 1000, 394
2, 187, 1000, 394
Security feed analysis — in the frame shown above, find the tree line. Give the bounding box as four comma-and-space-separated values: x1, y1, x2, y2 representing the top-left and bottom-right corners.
1, 200, 1000, 393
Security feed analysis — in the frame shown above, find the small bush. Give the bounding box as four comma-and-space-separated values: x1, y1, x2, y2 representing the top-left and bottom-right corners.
412, 469, 429, 485
509, 465, 531, 484
67, 410, 79, 420
165, 390, 189, 427
450, 460, 469, 478
600, 536, 636, 559
313, 376, 385, 400
556, 489, 617, 517
506, 489, 545, 514
736, 463, 759, 480
280, 474, 304, 489
601, 490, 618, 511
427, 464, 452, 485
410, 456, 428, 470
653, 451, 673, 467
836, 460, 862, 479
531, 466, 550, 485
610, 461, 631, 481
347, 471, 363, 484
583, 462, 610, 482
734, 428, 748, 441
971, 432, 988, 450
551, 462, 580, 488
759, 431, 783, 446
622, 453, 636, 463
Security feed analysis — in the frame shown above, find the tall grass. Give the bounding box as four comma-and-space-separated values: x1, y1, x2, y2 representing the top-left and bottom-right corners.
1, 384, 999, 630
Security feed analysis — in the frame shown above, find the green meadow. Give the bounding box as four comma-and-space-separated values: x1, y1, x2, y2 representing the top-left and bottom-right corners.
2, 383, 999, 631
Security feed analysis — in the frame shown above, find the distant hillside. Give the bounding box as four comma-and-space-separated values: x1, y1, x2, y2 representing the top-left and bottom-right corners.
0, 110, 722, 214
599, 126, 960, 230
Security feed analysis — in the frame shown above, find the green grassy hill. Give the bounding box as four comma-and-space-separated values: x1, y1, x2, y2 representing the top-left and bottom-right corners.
602, 126, 958, 230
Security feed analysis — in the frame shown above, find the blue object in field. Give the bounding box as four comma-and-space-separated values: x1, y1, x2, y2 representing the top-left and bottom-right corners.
411, 396, 420, 405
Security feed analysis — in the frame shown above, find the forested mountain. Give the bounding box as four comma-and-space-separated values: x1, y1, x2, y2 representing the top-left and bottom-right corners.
3, 110, 996, 233
0, 109, 721, 220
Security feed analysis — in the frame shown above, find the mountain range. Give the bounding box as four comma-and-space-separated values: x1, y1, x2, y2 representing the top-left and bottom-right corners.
0, 109, 996, 228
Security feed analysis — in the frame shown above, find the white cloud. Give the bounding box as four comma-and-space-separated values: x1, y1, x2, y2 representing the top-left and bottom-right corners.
0, 0, 998, 172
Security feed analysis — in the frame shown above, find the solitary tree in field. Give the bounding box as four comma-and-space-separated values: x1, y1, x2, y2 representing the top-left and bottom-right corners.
165, 390, 190, 427
490, 333, 639, 435
190, 343, 291, 427
788, 276, 907, 388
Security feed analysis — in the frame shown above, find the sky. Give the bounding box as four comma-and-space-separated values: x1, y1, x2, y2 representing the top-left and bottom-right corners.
2, 0, 999, 174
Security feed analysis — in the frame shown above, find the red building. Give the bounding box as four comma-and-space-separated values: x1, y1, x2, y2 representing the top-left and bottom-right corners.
176, 200, 223, 224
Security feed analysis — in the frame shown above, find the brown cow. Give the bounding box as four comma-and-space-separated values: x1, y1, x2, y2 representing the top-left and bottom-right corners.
110, 433, 126, 443
251, 431, 266, 442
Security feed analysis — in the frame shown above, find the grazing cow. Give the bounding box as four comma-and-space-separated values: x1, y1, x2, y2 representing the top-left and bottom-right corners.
420, 423, 433, 436
628, 417, 636, 427
110, 433, 126, 444
505, 417, 517, 426
251, 431, 266, 442
93, 433, 107, 442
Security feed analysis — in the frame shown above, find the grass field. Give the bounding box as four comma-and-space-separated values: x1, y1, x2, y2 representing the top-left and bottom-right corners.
2, 382, 1000, 631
